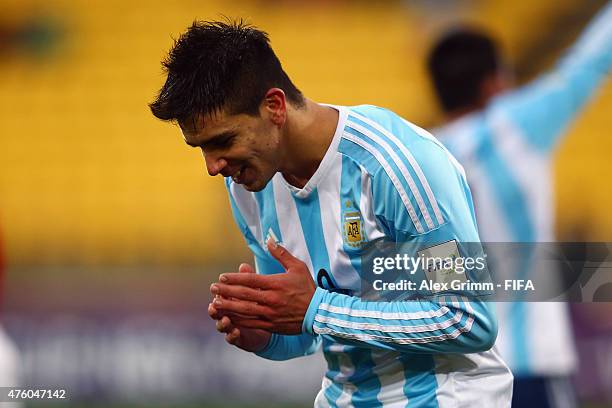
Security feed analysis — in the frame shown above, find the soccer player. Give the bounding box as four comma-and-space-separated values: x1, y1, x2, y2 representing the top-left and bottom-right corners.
427, 3, 612, 407
150, 21, 512, 406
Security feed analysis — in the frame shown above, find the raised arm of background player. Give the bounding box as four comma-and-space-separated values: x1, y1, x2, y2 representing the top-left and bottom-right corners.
210, 121, 499, 359
450, 2, 612, 156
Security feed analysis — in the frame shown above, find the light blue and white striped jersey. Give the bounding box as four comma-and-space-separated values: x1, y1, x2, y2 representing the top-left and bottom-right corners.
433, 2, 612, 377
226, 105, 513, 407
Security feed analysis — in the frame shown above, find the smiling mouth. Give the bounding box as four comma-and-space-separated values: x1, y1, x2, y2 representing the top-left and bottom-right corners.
231, 165, 246, 183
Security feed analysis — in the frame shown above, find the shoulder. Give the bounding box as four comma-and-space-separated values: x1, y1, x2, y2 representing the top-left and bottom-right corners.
432, 112, 490, 164
339, 104, 465, 186
339, 106, 470, 235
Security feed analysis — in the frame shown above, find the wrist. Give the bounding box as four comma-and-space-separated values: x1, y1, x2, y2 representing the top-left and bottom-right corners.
302, 286, 328, 334
254, 332, 278, 358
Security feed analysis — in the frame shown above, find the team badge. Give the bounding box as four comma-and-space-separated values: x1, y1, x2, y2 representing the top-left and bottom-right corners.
343, 200, 365, 248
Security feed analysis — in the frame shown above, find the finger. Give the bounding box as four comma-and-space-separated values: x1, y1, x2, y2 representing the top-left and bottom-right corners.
215, 316, 234, 334
213, 296, 274, 317
211, 283, 267, 303
225, 327, 241, 345
208, 302, 221, 320
218, 272, 276, 289
209, 302, 235, 320
238, 263, 256, 274
210, 282, 221, 297
230, 316, 275, 331
267, 237, 300, 270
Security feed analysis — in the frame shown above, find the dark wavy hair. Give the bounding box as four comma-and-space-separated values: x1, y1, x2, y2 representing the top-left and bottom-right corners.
149, 20, 304, 125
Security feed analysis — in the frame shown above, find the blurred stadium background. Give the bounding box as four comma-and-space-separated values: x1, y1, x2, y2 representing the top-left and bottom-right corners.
0, 0, 611, 407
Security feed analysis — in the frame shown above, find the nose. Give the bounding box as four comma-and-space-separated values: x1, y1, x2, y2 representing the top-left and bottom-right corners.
204, 154, 228, 177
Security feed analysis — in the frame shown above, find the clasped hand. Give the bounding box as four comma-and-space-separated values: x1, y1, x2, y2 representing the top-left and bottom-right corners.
208, 238, 317, 350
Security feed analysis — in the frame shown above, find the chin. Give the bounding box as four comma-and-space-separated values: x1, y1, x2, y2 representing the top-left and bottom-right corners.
242, 184, 258, 192
242, 174, 274, 192
243, 181, 266, 192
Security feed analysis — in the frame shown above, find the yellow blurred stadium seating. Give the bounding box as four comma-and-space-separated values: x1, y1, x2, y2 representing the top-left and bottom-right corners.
0, 0, 610, 268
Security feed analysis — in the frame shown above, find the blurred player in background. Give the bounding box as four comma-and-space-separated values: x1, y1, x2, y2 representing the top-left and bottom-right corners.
150, 21, 513, 407
427, 2, 611, 407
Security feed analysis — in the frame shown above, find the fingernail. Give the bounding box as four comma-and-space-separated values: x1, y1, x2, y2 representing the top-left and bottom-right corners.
267, 236, 278, 249
210, 284, 219, 295
214, 298, 222, 306
220, 274, 228, 283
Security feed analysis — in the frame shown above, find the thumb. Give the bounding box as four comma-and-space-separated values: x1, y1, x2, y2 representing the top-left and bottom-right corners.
267, 238, 300, 271
238, 263, 256, 274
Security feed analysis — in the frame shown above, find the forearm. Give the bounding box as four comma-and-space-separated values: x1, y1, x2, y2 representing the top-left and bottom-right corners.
561, 1, 612, 74
544, 0, 612, 123
255, 332, 321, 361
500, 2, 612, 151
302, 287, 497, 354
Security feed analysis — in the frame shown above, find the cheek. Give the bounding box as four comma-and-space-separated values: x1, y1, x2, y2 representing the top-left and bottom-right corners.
251, 132, 279, 158
263, 128, 281, 152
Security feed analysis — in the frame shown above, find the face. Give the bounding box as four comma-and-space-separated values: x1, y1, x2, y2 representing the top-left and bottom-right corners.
180, 103, 284, 192
480, 69, 514, 105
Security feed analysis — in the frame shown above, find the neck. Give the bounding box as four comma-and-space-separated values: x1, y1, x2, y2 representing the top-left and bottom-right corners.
280, 99, 339, 188
445, 85, 505, 122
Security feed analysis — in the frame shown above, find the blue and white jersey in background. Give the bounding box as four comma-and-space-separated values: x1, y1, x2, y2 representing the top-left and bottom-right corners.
226, 105, 513, 407
433, 2, 612, 377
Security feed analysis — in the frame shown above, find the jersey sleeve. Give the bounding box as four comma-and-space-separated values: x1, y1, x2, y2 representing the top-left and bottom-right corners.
300, 136, 498, 354
494, 2, 612, 153
255, 332, 322, 361
225, 179, 321, 360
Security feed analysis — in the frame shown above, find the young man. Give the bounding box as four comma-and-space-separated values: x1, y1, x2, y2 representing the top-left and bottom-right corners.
150, 21, 512, 407
427, 3, 611, 407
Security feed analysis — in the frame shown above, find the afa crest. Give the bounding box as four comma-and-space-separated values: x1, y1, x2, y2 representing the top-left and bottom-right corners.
343, 209, 365, 248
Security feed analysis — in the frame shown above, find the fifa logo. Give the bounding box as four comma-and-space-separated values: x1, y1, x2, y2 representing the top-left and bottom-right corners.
343, 209, 364, 248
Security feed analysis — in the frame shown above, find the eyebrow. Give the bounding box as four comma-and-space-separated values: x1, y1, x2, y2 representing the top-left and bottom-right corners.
186, 130, 237, 149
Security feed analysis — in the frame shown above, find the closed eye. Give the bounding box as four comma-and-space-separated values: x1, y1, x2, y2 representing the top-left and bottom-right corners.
186, 131, 237, 150
201, 131, 237, 150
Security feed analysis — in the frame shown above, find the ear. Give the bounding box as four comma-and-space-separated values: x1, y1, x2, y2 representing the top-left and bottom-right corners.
261, 88, 287, 126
